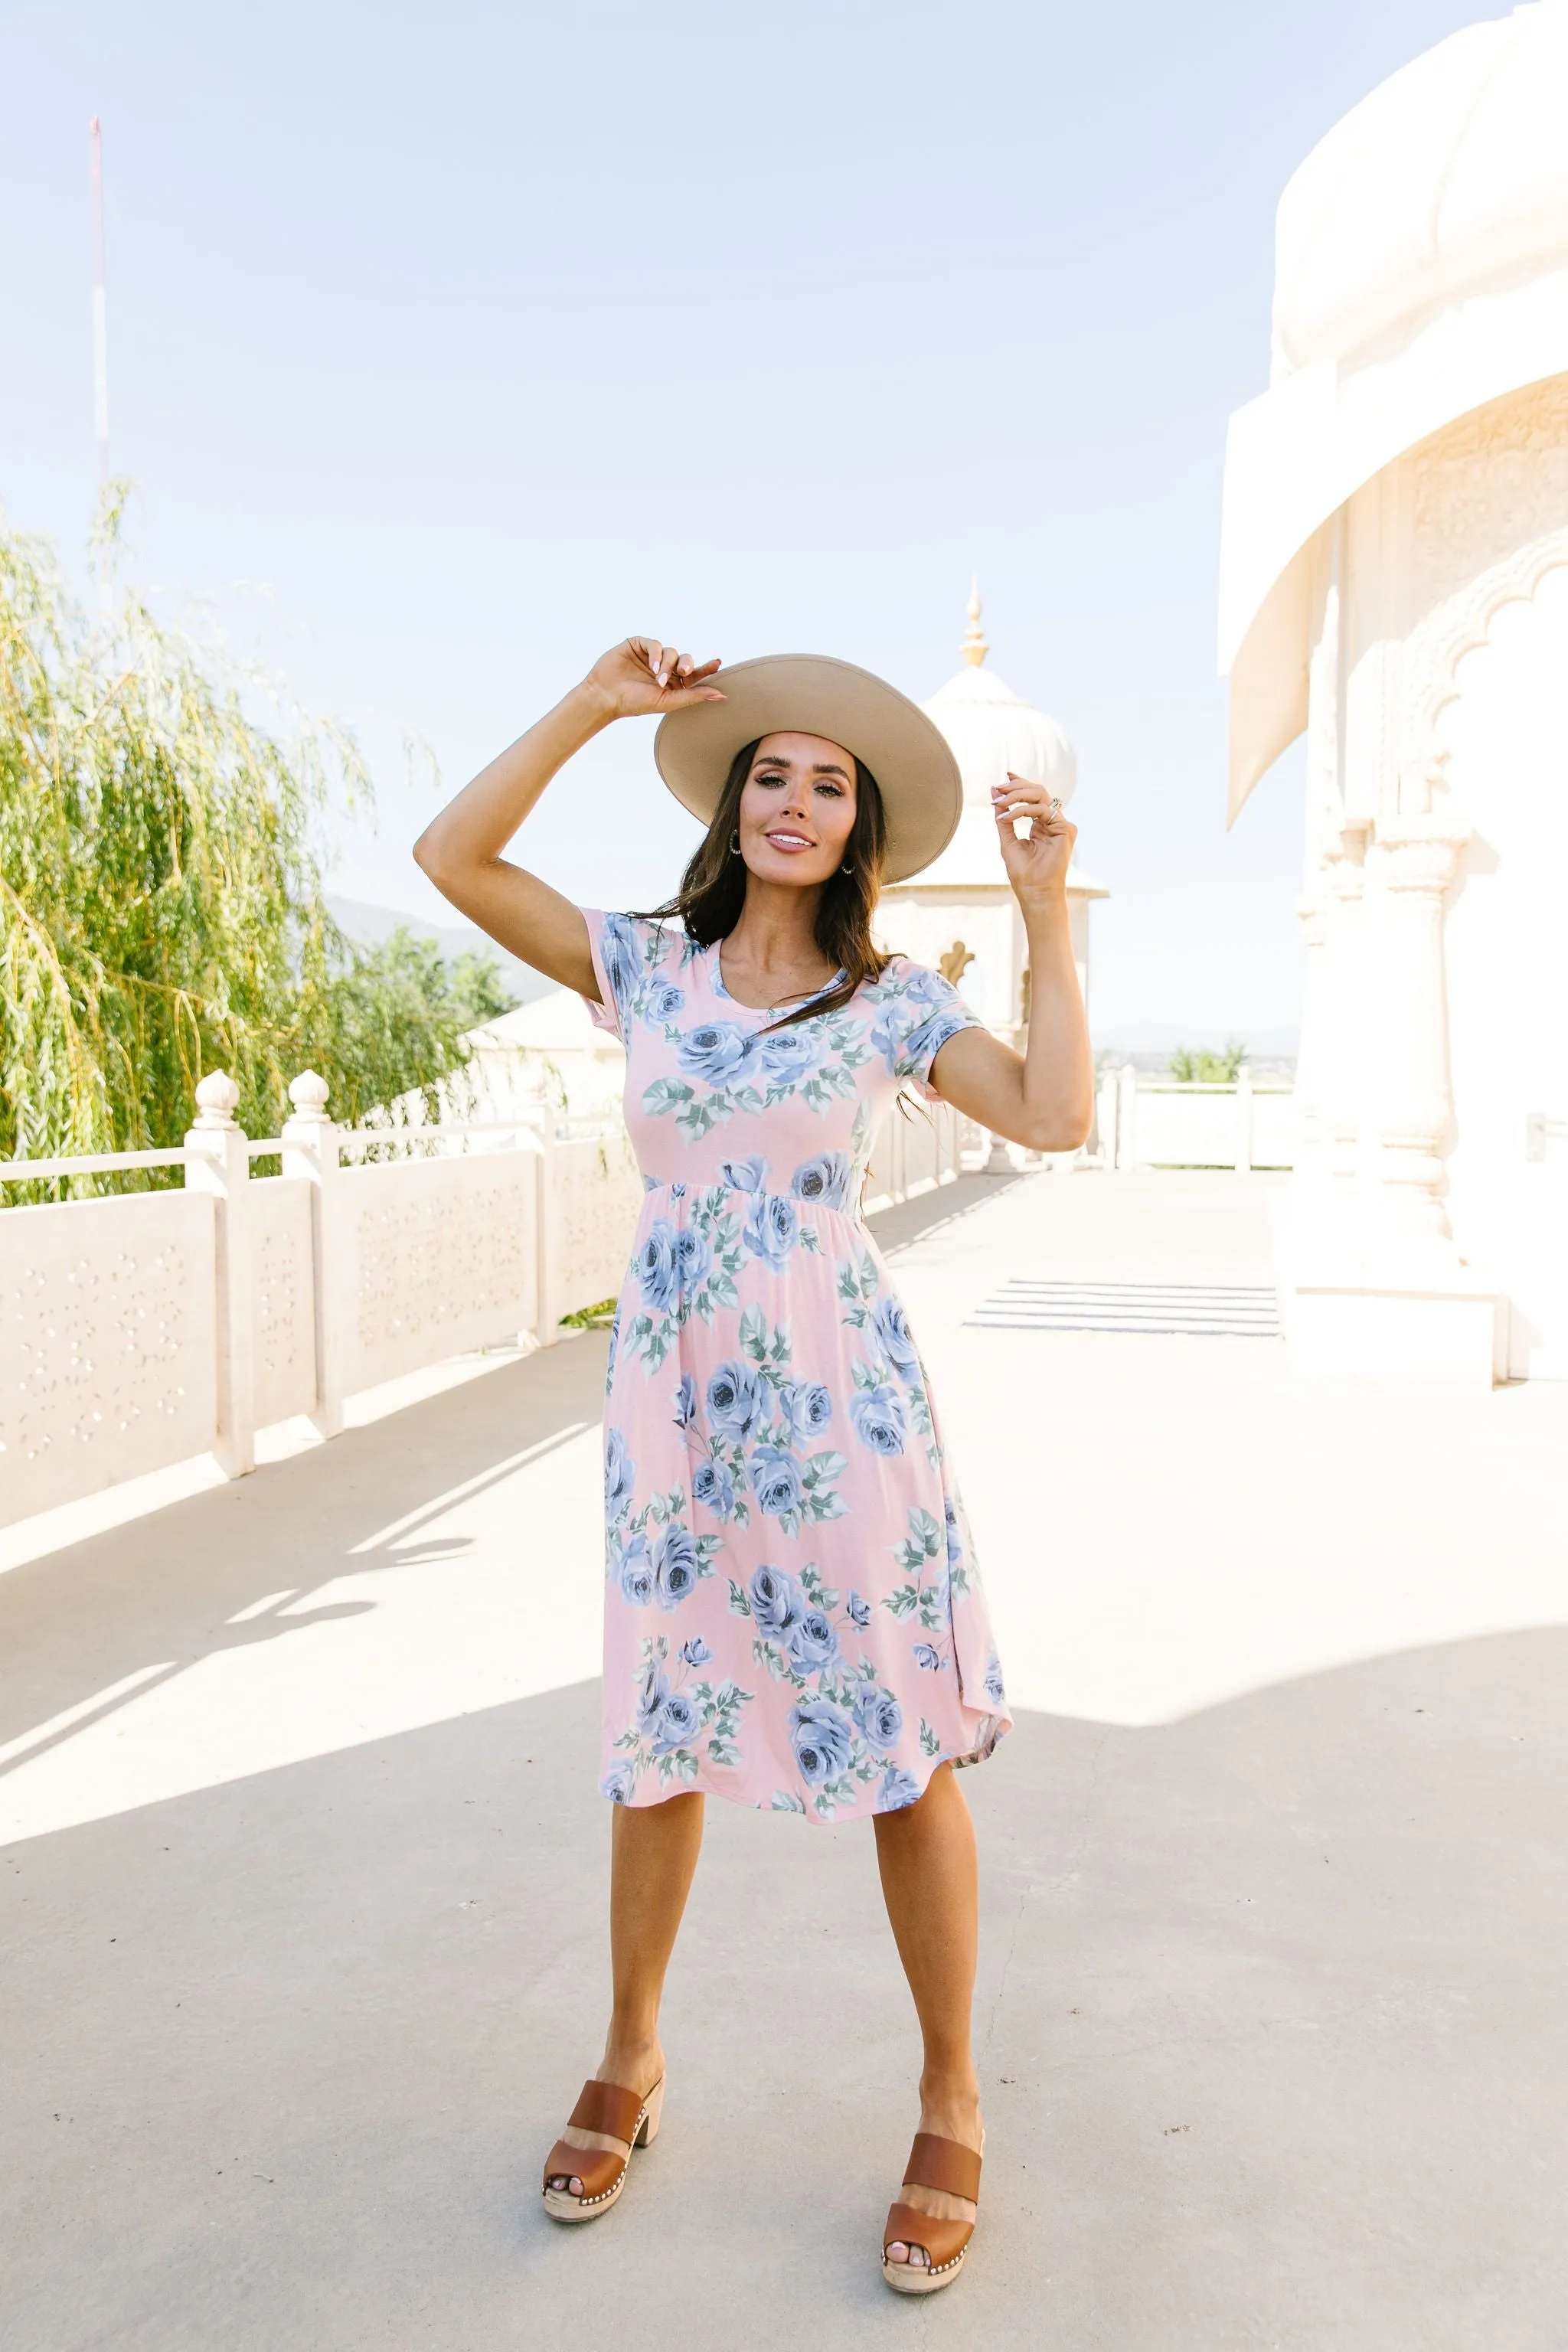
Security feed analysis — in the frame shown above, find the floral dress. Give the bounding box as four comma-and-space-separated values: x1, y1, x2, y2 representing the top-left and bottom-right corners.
582, 911, 1011, 1824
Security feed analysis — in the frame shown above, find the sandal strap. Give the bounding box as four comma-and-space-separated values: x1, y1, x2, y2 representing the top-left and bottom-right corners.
567, 2078, 645, 2142
903, 2132, 982, 2202
883, 2200, 975, 2271
542, 2138, 627, 2201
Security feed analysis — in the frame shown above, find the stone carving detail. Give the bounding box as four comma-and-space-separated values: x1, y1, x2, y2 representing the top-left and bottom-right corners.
549, 1132, 644, 1308
1412, 377, 1568, 608
0, 1193, 217, 1521
350, 1157, 542, 1389
1406, 376, 1568, 808
249, 1176, 316, 1427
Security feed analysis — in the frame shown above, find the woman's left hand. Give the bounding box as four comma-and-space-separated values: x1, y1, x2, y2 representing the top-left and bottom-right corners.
991, 772, 1076, 906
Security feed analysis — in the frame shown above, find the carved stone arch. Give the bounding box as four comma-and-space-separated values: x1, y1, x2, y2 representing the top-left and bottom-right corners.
1407, 528, 1568, 815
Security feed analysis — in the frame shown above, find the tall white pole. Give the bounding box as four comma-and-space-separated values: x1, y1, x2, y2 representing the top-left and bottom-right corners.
90, 117, 110, 608
90, 119, 109, 489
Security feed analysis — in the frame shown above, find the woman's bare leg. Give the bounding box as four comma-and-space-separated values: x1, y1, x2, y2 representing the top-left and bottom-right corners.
872, 1762, 983, 2267
551, 1791, 704, 2198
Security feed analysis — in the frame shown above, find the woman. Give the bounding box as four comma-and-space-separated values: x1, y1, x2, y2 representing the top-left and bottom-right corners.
414, 635, 1091, 2292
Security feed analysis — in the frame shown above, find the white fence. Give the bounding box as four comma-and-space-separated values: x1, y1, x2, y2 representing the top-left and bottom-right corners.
1096, 1065, 1295, 1172
0, 1072, 967, 1534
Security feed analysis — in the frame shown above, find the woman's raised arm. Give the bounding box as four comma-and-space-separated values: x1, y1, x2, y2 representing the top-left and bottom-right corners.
412, 638, 724, 995
924, 772, 1094, 1153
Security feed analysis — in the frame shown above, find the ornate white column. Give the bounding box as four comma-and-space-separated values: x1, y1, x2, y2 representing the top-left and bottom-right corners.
1361, 818, 1471, 1260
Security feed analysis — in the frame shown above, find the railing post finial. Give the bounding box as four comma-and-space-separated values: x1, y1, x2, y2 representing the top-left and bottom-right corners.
193, 1070, 241, 1130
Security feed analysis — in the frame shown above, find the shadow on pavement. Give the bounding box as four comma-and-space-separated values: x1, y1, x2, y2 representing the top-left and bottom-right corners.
3, 1625, 1563, 2350
0, 1334, 610, 1755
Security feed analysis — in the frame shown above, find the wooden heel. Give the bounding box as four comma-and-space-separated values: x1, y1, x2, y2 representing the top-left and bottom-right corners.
634, 2078, 665, 2146
541, 2075, 667, 2224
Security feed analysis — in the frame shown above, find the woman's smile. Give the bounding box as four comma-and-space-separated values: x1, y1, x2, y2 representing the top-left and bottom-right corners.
763, 827, 815, 853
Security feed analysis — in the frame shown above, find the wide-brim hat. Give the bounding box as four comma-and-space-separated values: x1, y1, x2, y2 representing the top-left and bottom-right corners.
653, 653, 962, 885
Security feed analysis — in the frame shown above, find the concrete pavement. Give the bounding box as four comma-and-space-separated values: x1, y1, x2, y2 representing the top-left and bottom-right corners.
3, 1170, 1565, 2348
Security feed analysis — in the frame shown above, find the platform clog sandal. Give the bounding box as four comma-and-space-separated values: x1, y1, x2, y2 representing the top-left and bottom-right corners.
881, 2128, 983, 2294
541, 2076, 665, 2223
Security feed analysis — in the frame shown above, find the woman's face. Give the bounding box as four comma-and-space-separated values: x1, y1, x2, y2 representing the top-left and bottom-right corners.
736, 731, 858, 887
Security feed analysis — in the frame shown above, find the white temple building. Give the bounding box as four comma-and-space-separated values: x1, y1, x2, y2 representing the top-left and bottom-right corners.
877, 584, 1108, 1047
1219, 1, 1568, 1383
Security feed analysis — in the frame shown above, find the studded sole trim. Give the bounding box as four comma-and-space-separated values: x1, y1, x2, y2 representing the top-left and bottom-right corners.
541, 2092, 657, 2226
881, 2243, 969, 2295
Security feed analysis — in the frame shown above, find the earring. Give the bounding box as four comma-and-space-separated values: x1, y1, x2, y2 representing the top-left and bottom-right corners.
841, 861, 854, 874
730, 831, 742, 857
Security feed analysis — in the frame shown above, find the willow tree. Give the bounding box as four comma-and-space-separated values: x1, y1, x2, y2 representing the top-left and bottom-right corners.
0, 509, 510, 1179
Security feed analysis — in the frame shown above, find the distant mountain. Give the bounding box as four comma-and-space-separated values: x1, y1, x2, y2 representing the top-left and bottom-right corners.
327, 897, 556, 1009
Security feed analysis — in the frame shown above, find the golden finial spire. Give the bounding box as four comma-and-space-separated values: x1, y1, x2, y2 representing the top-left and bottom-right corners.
962, 574, 988, 667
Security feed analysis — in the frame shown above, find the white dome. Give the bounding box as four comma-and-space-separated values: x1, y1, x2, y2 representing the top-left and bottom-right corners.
1272, 2, 1568, 381
923, 660, 1077, 808
893, 586, 1079, 891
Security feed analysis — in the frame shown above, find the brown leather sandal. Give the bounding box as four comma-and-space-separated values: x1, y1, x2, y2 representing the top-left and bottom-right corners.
881, 2128, 983, 2294
541, 2076, 665, 2223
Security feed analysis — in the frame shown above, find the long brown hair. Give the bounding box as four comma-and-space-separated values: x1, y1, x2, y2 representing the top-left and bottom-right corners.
632, 737, 890, 1031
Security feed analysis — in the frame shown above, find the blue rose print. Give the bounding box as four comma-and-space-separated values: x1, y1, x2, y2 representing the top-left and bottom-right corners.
851, 1383, 907, 1456
605, 1427, 635, 1510
719, 1155, 769, 1193
782, 1380, 833, 1441
852, 1686, 903, 1753
875, 1765, 923, 1813
654, 1524, 700, 1609
901, 1009, 968, 1080
750, 1444, 805, 1519
691, 1458, 737, 1519
760, 1028, 821, 1085
790, 1152, 854, 1210
707, 1359, 763, 1436
786, 1606, 841, 1674
789, 1698, 854, 1785
636, 1661, 668, 1734
743, 1190, 800, 1267
872, 1295, 921, 1379
750, 1563, 802, 1636
871, 1001, 918, 1073
591, 916, 1008, 1824
653, 1688, 701, 1756
677, 1021, 756, 1086
636, 1219, 681, 1313
675, 1226, 712, 1294
618, 1537, 655, 1607
599, 916, 642, 1019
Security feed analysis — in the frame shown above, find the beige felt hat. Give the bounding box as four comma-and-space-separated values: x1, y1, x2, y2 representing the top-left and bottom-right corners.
653, 653, 962, 885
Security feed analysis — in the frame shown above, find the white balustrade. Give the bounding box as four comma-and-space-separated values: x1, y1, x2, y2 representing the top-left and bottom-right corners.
1099, 1067, 1296, 1173
0, 1070, 971, 1533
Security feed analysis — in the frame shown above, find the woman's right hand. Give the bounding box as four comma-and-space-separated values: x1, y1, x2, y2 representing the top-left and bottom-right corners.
583, 637, 726, 721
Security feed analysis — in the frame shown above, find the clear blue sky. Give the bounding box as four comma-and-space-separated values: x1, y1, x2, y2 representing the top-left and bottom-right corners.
2, 0, 1484, 1044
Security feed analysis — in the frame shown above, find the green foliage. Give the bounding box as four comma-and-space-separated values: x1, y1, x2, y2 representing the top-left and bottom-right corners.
1167, 1040, 1248, 1083
559, 1297, 619, 1330
0, 508, 512, 1185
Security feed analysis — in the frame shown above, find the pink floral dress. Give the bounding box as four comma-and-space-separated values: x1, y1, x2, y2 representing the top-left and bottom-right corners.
582, 911, 1011, 1824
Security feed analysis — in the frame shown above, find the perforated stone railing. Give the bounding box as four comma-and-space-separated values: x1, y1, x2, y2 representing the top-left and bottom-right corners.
0, 1073, 965, 1534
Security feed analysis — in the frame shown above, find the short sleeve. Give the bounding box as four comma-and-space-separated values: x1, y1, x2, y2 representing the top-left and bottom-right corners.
890, 962, 987, 1100
579, 909, 643, 1041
